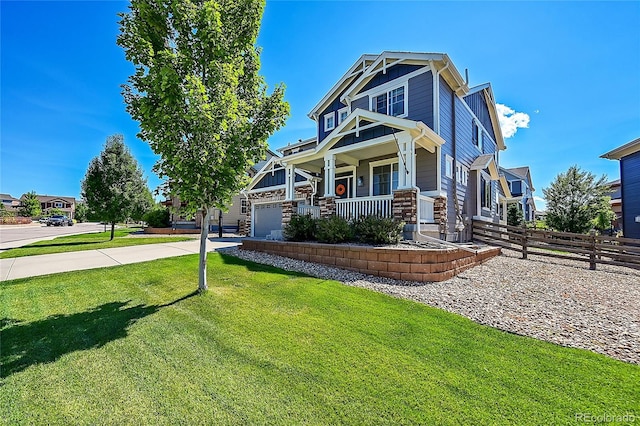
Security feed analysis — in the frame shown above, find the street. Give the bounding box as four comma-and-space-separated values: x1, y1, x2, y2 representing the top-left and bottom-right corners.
0, 222, 106, 249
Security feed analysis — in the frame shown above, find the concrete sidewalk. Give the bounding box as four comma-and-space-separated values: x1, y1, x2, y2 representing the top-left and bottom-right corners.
0, 239, 241, 281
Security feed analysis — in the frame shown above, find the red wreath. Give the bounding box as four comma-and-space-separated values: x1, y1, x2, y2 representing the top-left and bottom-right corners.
335, 184, 346, 196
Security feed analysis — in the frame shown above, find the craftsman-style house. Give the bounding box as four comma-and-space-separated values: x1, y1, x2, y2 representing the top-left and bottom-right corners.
244, 51, 507, 242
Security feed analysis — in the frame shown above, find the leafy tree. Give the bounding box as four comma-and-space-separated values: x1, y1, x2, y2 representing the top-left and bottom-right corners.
81, 134, 153, 240
118, 0, 289, 292
19, 191, 42, 218
592, 196, 615, 233
75, 202, 88, 223
0, 203, 15, 218
542, 165, 609, 234
507, 204, 524, 227
49, 207, 63, 216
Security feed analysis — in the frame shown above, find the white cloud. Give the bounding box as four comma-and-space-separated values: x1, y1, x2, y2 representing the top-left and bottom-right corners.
496, 104, 530, 138
533, 196, 546, 211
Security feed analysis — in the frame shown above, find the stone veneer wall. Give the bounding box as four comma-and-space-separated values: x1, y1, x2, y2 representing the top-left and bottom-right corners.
434, 196, 447, 234
392, 189, 418, 224
242, 185, 315, 236
241, 239, 500, 282
319, 196, 336, 217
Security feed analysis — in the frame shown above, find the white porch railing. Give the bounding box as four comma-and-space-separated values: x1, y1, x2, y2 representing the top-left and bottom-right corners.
297, 204, 320, 219
335, 195, 393, 220
418, 193, 435, 223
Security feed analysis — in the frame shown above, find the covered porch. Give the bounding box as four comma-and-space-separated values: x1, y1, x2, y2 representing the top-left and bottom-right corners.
283, 109, 446, 230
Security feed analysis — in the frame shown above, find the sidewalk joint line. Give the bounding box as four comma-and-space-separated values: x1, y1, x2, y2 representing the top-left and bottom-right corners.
96, 249, 124, 265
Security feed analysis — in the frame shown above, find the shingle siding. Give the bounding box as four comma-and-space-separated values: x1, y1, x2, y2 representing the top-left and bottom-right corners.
621, 150, 640, 239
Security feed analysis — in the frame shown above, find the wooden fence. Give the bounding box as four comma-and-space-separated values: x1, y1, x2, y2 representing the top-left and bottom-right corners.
472, 220, 640, 271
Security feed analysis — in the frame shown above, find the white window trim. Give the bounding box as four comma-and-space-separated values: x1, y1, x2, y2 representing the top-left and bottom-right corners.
240, 199, 247, 215
337, 107, 349, 125
445, 155, 454, 179
324, 112, 335, 132
369, 158, 399, 196
368, 82, 408, 118
456, 163, 469, 186
480, 171, 492, 211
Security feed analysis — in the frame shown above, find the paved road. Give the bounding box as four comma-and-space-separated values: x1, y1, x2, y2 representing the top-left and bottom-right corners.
0, 222, 106, 250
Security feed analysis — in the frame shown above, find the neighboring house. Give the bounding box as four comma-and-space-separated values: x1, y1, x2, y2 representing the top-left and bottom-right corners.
606, 179, 622, 231
0, 193, 21, 213
165, 149, 279, 232
499, 166, 537, 222
601, 137, 640, 239
243, 51, 507, 242
21, 194, 76, 219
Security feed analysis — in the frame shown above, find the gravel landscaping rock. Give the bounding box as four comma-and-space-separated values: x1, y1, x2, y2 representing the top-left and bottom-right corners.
225, 247, 640, 365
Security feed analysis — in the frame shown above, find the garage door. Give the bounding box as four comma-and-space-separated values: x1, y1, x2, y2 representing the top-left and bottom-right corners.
254, 202, 282, 238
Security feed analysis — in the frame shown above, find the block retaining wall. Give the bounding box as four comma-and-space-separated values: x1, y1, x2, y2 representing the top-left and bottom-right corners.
241, 239, 501, 282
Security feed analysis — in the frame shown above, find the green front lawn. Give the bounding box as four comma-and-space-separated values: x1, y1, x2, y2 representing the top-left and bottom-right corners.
0, 227, 191, 259
1, 254, 637, 424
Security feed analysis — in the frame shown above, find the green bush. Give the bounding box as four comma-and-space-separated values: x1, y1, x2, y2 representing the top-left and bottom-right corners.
353, 215, 404, 245
315, 215, 352, 244
283, 214, 316, 241
143, 208, 171, 228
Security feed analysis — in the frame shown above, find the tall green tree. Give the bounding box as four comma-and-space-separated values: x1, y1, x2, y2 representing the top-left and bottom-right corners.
19, 191, 42, 218
542, 165, 610, 234
507, 204, 524, 227
75, 202, 89, 223
118, 0, 289, 292
81, 134, 153, 240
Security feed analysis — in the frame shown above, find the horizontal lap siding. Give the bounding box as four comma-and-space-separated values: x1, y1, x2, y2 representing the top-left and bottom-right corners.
408, 71, 433, 129
416, 148, 437, 191
439, 77, 456, 224
351, 96, 368, 111
621, 151, 640, 239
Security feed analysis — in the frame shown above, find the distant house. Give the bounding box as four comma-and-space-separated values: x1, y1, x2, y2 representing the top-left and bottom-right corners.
606, 179, 622, 231
601, 137, 640, 239
499, 166, 536, 222
21, 194, 76, 219
243, 51, 508, 242
0, 193, 21, 213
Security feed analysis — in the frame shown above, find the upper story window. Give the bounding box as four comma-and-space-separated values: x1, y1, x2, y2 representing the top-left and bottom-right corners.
370, 84, 407, 117
337, 107, 349, 125
456, 163, 469, 186
240, 199, 247, 214
472, 120, 483, 152
324, 112, 335, 132
509, 180, 523, 196
54, 202, 63, 208
481, 175, 491, 209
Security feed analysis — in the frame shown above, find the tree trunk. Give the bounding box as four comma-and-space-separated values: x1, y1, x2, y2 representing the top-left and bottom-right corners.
110, 222, 115, 241
198, 207, 209, 292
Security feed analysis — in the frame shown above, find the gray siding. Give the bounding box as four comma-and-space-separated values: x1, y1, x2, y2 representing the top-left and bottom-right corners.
359, 64, 422, 93
621, 150, 640, 239
463, 91, 497, 142
416, 148, 437, 191
407, 71, 433, 129
351, 96, 368, 111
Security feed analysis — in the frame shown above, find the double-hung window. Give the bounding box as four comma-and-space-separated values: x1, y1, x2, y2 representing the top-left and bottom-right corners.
240, 199, 247, 215
481, 175, 491, 209
324, 112, 335, 132
337, 107, 349, 125
371, 160, 399, 196
370, 84, 406, 117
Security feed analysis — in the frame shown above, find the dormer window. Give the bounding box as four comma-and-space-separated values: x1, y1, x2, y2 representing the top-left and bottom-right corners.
370, 84, 407, 117
324, 113, 335, 132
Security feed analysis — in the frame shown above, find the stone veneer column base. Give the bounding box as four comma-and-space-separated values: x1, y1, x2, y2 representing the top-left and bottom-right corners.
393, 189, 418, 225
281, 200, 298, 229
319, 196, 336, 217
434, 196, 447, 234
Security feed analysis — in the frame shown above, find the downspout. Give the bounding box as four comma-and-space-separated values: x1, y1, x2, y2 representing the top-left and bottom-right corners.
431, 60, 450, 195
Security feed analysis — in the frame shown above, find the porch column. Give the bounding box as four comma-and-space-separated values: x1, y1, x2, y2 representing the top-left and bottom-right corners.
396, 133, 415, 190
324, 154, 336, 197
285, 164, 295, 201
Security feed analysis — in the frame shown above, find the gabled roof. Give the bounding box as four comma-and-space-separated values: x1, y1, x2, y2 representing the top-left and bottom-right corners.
470, 154, 499, 180
22, 194, 76, 204
467, 83, 506, 151
283, 108, 445, 165
277, 137, 318, 154
245, 156, 317, 193
601, 137, 640, 160
308, 51, 469, 120
503, 166, 535, 192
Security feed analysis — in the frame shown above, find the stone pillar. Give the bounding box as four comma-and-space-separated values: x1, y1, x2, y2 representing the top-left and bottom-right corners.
281, 200, 298, 229
392, 189, 418, 224
434, 196, 448, 234
319, 196, 336, 218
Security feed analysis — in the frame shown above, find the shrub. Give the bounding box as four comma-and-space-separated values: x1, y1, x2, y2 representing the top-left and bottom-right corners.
315, 215, 352, 244
353, 215, 404, 245
283, 214, 316, 241
143, 208, 171, 228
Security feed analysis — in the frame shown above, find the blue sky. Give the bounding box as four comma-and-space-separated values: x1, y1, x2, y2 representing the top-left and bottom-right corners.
2, 1, 639, 210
